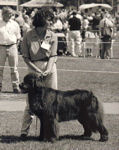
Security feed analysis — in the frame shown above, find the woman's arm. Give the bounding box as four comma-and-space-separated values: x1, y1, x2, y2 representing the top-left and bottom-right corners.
43, 56, 57, 76
24, 57, 43, 74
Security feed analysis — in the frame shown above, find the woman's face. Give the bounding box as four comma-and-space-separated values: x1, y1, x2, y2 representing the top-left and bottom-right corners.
46, 17, 53, 27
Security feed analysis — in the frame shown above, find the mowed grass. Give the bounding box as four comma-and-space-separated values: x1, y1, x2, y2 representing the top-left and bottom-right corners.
1, 56, 119, 102
0, 56, 119, 149
0, 112, 119, 150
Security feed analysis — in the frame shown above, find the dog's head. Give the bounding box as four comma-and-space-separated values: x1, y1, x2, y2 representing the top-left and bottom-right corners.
19, 73, 41, 93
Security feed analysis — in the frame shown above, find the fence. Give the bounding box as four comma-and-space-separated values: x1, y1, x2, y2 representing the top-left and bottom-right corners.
56, 32, 119, 59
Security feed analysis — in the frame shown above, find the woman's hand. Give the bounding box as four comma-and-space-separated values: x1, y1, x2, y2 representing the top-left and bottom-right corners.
42, 69, 51, 76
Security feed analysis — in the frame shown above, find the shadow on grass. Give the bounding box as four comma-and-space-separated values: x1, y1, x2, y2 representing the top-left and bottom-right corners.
1, 91, 21, 94
59, 135, 95, 141
0, 135, 95, 143
0, 135, 39, 143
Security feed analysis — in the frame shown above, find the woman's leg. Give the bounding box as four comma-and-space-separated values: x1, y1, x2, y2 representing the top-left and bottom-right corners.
21, 96, 33, 136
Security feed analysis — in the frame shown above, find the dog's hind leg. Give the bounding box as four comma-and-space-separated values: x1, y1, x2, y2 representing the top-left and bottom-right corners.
83, 124, 92, 137
79, 121, 93, 140
97, 123, 108, 142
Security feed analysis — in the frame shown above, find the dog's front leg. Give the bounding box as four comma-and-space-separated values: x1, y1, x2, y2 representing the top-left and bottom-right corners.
39, 115, 44, 141
42, 113, 60, 142
50, 118, 60, 142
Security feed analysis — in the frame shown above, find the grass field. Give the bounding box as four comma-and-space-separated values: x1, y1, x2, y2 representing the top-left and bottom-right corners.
0, 112, 118, 150
0, 56, 119, 150
1, 56, 119, 102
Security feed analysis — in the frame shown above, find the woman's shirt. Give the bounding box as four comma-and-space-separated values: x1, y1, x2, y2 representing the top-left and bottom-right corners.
21, 28, 57, 61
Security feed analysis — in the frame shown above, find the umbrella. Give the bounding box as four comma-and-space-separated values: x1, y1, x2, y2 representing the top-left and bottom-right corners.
79, 3, 112, 11
20, 0, 63, 8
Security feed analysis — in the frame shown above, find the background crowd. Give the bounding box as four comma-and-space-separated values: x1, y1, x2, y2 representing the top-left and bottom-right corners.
0, 6, 118, 93
0, 6, 117, 57
9, 7, 118, 58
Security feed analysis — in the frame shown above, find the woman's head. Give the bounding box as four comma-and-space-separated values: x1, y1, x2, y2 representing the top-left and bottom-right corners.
32, 8, 54, 28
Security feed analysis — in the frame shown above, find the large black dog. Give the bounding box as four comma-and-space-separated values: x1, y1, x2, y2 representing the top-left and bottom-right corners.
19, 73, 108, 142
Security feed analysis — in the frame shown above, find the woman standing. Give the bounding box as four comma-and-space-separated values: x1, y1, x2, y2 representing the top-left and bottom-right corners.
20, 8, 58, 140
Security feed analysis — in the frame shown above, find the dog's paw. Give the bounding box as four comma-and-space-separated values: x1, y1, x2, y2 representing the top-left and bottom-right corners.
99, 135, 108, 142
20, 134, 27, 141
38, 136, 44, 141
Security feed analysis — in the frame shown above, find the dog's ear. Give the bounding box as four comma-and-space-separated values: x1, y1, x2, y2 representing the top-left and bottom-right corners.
31, 73, 44, 88
31, 74, 39, 88
24, 73, 44, 88
23, 73, 38, 88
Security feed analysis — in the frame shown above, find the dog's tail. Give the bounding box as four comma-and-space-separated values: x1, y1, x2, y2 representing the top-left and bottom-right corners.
82, 91, 104, 114
88, 92, 104, 122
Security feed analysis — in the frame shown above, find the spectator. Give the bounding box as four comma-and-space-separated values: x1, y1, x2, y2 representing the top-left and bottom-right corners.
17, 14, 31, 55
92, 12, 101, 35
86, 13, 93, 27
52, 16, 67, 56
99, 13, 114, 59
15, 11, 25, 36
52, 16, 63, 32
0, 7, 21, 93
20, 8, 58, 140
82, 15, 89, 31
22, 15, 31, 36
85, 26, 96, 56
68, 10, 82, 57
81, 15, 89, 40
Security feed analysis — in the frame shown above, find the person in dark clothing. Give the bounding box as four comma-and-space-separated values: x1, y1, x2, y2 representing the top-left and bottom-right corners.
68, 11, 82, 57
92, 13, 101, 35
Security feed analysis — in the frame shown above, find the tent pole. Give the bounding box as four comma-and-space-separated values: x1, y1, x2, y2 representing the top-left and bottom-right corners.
77, 0, 79, 10
17, 0, 19, 11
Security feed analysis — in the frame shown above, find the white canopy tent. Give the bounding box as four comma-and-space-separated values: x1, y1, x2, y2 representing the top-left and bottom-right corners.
79, 3, 112, 11
20, 0, 63, 8
0, 0, 17, 6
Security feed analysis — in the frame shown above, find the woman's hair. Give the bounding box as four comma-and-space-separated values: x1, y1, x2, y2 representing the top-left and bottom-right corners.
32, 8, 54, 28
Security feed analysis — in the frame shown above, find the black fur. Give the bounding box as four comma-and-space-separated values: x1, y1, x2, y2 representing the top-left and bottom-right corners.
19, 73, 108, 142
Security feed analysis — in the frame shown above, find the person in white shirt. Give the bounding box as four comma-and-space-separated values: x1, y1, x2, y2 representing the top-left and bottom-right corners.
52, 16, 63, 32
0, 7, 21, 93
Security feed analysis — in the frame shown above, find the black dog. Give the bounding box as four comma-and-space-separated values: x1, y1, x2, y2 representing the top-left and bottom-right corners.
19, 73, 108, 142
